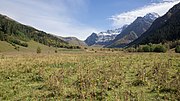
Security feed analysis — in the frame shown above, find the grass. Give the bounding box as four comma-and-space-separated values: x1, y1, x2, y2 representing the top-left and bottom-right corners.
0, 40, 58, 53
0, 40, 84, 55
0, 51, 180, 100
0, 41, 15, 52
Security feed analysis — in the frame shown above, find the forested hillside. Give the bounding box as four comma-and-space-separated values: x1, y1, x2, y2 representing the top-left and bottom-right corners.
0, 14, 79, 49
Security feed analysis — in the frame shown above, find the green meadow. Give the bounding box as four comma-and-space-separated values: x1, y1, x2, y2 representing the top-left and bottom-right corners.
0, 50, 179, 100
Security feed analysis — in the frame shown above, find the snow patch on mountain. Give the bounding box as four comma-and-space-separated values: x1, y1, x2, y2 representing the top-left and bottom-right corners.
85, 25, 128, 46
143, 12, 160, 21
95, 25, 128, 43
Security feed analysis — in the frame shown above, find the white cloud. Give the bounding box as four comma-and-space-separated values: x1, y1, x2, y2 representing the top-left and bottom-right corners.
0, 0, 98, 40
110, 0, 180, 28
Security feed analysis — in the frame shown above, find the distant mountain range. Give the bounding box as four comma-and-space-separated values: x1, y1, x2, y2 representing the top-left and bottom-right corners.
85, 13, 159, 48
107, 13, 159, 48
85, 0, 180, 49
85, 25, 128, 46
128, 2, 180, 47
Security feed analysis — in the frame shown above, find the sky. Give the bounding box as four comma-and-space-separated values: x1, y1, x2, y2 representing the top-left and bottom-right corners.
0, 0, 179, 40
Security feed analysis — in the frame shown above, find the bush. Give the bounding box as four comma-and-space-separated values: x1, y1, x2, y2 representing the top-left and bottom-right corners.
55, 50, 58, 53
137, 44, 167, 53
132, 80, 146, 86
154, 45, 167, 53
142, 45, 151, 52
21, 42, 28, 47
138, 44, 153, 52
37, 46, 41, 54
175, 45, 180, 53
137, 46, 143, 52
159, 88, 177, 93
149, 43, 155, 52
0, 31, 5, 41
66, 45, 81, 49
14, 45, 20, 51
126, 48, 136, 52
9, 39, 28, 47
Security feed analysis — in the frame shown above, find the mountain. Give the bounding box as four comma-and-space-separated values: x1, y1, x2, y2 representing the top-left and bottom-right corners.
0, 14, 79, 50
85, 25, 128, 46
128, 2, 180, 47
59, 37, 87, 46
107, 13, 159, 48
84, 33, 98, 46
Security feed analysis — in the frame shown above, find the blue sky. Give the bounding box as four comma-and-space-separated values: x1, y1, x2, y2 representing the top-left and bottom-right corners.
0, 0, 179, 40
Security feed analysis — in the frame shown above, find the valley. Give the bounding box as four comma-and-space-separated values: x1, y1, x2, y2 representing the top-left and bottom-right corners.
0, 1, 180, 101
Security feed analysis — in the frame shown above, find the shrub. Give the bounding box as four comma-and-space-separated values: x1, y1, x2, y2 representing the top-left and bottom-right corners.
142, 45, 151, 52
76, 46, 81, 49
149, 44, 155, 52
154, 45, 167, 53
175, 45, 180, 53
127, 48, 136, 52
37, 46, 41, 54
55, 50, 58, 53
137, 44, 167, 53
21, 42, 28, 47
0, 31, 5, 41
137, 46, 143, 52
9, 39, 28, 47
132, 80, 146, 86
159, 88, 177, 93
14, 45, 20, 51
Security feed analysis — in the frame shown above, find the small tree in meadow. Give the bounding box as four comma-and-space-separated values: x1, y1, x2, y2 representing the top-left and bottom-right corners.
37, 46, 41, 54
55, 49, 58, 53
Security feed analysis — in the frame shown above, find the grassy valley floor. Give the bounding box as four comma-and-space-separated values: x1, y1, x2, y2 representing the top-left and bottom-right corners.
0, 51, 180, 100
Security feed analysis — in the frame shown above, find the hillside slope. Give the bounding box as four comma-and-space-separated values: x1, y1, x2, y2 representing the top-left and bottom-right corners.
128, 2, 180, 47
0, 40, 57, 53
60, 37, 87, 46
0, 14, 78, 50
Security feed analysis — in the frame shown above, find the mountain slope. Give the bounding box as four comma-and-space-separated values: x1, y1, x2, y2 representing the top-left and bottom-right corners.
107, 13, 159, 48
85, 25, 128, 46
128, 2, 180, 47
0, 14, 76, 50
84, 33, 99, 46
60, 37, 87, 46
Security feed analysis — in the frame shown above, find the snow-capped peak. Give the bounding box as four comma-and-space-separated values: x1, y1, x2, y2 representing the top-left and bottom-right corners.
85, 25, 128, 46
143, 12, 160, 21
97, 25, 128, 36
95, 25, 128, 43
